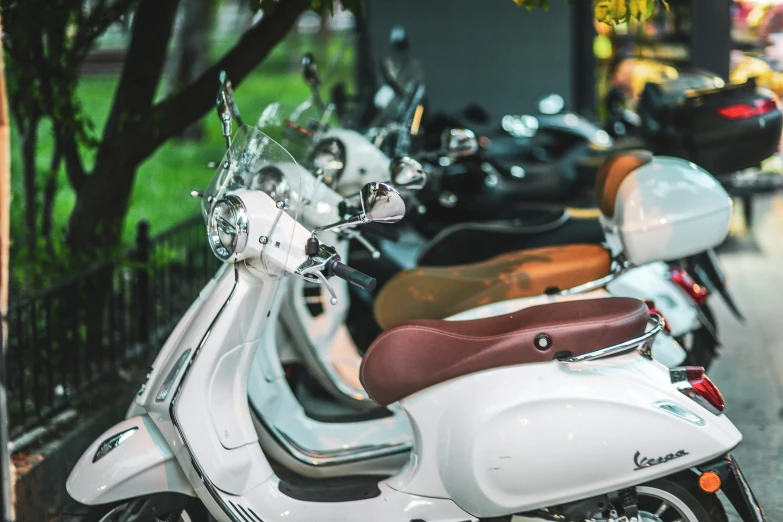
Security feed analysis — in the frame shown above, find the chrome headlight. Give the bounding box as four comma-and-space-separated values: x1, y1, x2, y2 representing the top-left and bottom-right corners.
207, 195, 248, 261
311, 138, 346, 187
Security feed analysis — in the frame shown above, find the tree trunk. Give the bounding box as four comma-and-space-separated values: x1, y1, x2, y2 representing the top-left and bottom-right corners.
66, 141, 141, 256
20, 115, 39, 269
41, 142, 62, 243
66, 0, 182, 254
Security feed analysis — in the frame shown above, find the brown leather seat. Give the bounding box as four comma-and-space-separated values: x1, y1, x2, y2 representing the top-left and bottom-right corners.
374, 244, 612, 330
361, 298, 649, 406
595, 150, 653, 217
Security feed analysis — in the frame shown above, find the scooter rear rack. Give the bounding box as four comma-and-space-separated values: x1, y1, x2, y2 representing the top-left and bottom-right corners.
559, 314, 663, 363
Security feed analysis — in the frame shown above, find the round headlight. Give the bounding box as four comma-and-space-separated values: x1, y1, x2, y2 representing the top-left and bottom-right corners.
207, 195, 248, 261
310, 138, 346, 187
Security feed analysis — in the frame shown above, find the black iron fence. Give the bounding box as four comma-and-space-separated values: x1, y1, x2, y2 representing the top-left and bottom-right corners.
4, 216, 219, 437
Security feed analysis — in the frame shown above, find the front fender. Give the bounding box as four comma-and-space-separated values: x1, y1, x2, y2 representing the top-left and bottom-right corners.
67, 415, 194, 505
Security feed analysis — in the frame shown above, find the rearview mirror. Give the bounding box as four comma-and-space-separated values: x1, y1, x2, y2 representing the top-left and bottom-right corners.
390, 25, 409, 52
538, 93, 565, 115
441, 128, 479, 158
360, 182, 405, 223
301, 52, 321, 87
390, 156, 427, 191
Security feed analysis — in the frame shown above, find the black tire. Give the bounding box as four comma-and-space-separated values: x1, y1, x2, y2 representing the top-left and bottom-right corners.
681, 305, 719, 370
60, 494, 209, 522
637, 475, 727, 522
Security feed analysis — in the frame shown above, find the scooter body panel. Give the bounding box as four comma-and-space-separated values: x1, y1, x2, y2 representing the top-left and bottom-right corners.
66, 415, 193, 505
391, 353, 742, 517
608, 262, 701, 336
319, 128, 391, 196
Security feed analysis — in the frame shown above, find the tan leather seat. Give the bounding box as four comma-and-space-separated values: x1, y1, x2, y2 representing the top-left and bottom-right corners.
374, 244, 612, 330
361, 298, 649, 406
595, 150, 653, 217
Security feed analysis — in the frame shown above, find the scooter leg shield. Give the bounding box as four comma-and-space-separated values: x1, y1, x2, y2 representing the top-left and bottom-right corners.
66, 415, 195, 505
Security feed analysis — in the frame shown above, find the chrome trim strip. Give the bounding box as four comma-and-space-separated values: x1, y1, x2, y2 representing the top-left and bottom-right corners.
156, 348, 192, 402
250, 400, 410, 467
93, 427, 138, 463
276, 426, 410, 465
559, 314, 663, 363
169, 267, 242, 522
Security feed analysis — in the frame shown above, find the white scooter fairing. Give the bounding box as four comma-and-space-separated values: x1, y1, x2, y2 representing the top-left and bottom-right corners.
66, 415, 194, 505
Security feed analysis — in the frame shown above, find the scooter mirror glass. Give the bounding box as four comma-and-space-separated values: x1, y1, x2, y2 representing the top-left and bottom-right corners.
441, 128, 479, 158
538, 93, 565, 115
202, 125, 304, 278
390, 156, 427, 190
360, 182, 405, 223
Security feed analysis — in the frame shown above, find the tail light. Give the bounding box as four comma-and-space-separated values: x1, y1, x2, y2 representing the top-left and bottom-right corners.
644, 300, 671, 334
670, 267, 708, 306
716, 98, 777, 120
670, 366, 725, 415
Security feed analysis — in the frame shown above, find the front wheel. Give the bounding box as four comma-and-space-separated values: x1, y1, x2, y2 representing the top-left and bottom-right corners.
637, 476, 727, 522
59, 494, 209, 522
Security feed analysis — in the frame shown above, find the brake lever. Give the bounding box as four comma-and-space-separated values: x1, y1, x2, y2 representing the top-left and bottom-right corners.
295, 244, 340, 305
310, 270, 338, 305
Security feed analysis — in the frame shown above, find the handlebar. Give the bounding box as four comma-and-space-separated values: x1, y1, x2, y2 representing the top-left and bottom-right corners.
327, 259, 377, 292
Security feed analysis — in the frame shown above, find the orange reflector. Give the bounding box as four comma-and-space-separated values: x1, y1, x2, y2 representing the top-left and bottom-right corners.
699, 470, 722, 493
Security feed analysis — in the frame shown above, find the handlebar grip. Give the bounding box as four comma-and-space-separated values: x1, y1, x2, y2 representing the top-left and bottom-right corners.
362, 223, 401, 242
329, 260, 377, 292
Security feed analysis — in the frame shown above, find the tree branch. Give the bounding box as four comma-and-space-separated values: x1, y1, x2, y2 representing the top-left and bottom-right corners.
142, 0, 310, 152
68, 0, 138, 67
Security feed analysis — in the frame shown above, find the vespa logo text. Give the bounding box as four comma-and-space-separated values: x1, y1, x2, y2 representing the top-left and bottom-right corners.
633, 449, 689, 471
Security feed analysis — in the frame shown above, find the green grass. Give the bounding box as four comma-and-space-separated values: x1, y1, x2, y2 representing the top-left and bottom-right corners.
9, 32, 354, 284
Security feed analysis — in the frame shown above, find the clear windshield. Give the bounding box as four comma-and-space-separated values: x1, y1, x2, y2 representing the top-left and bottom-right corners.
256, 101, 341, 162
370, 56, 425, 130
202, 125, 303, 278
256, 102, 350, 191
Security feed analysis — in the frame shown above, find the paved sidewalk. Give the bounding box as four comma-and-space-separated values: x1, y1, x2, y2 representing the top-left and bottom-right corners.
711, 194, 783, 521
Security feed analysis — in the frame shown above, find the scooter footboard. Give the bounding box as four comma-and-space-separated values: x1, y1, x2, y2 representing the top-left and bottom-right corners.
66, 415, 195, 505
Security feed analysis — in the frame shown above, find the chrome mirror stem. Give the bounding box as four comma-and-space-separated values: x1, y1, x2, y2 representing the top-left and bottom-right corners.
311, 215, 365, 239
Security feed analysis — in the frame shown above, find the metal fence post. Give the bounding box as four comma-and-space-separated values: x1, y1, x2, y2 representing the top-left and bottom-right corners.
135, 221, 150, 347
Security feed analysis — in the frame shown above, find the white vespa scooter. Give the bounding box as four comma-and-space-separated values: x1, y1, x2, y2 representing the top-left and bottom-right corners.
188, 95, 715, 480
175, 98, 698, 482
65, 124, 766, 522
